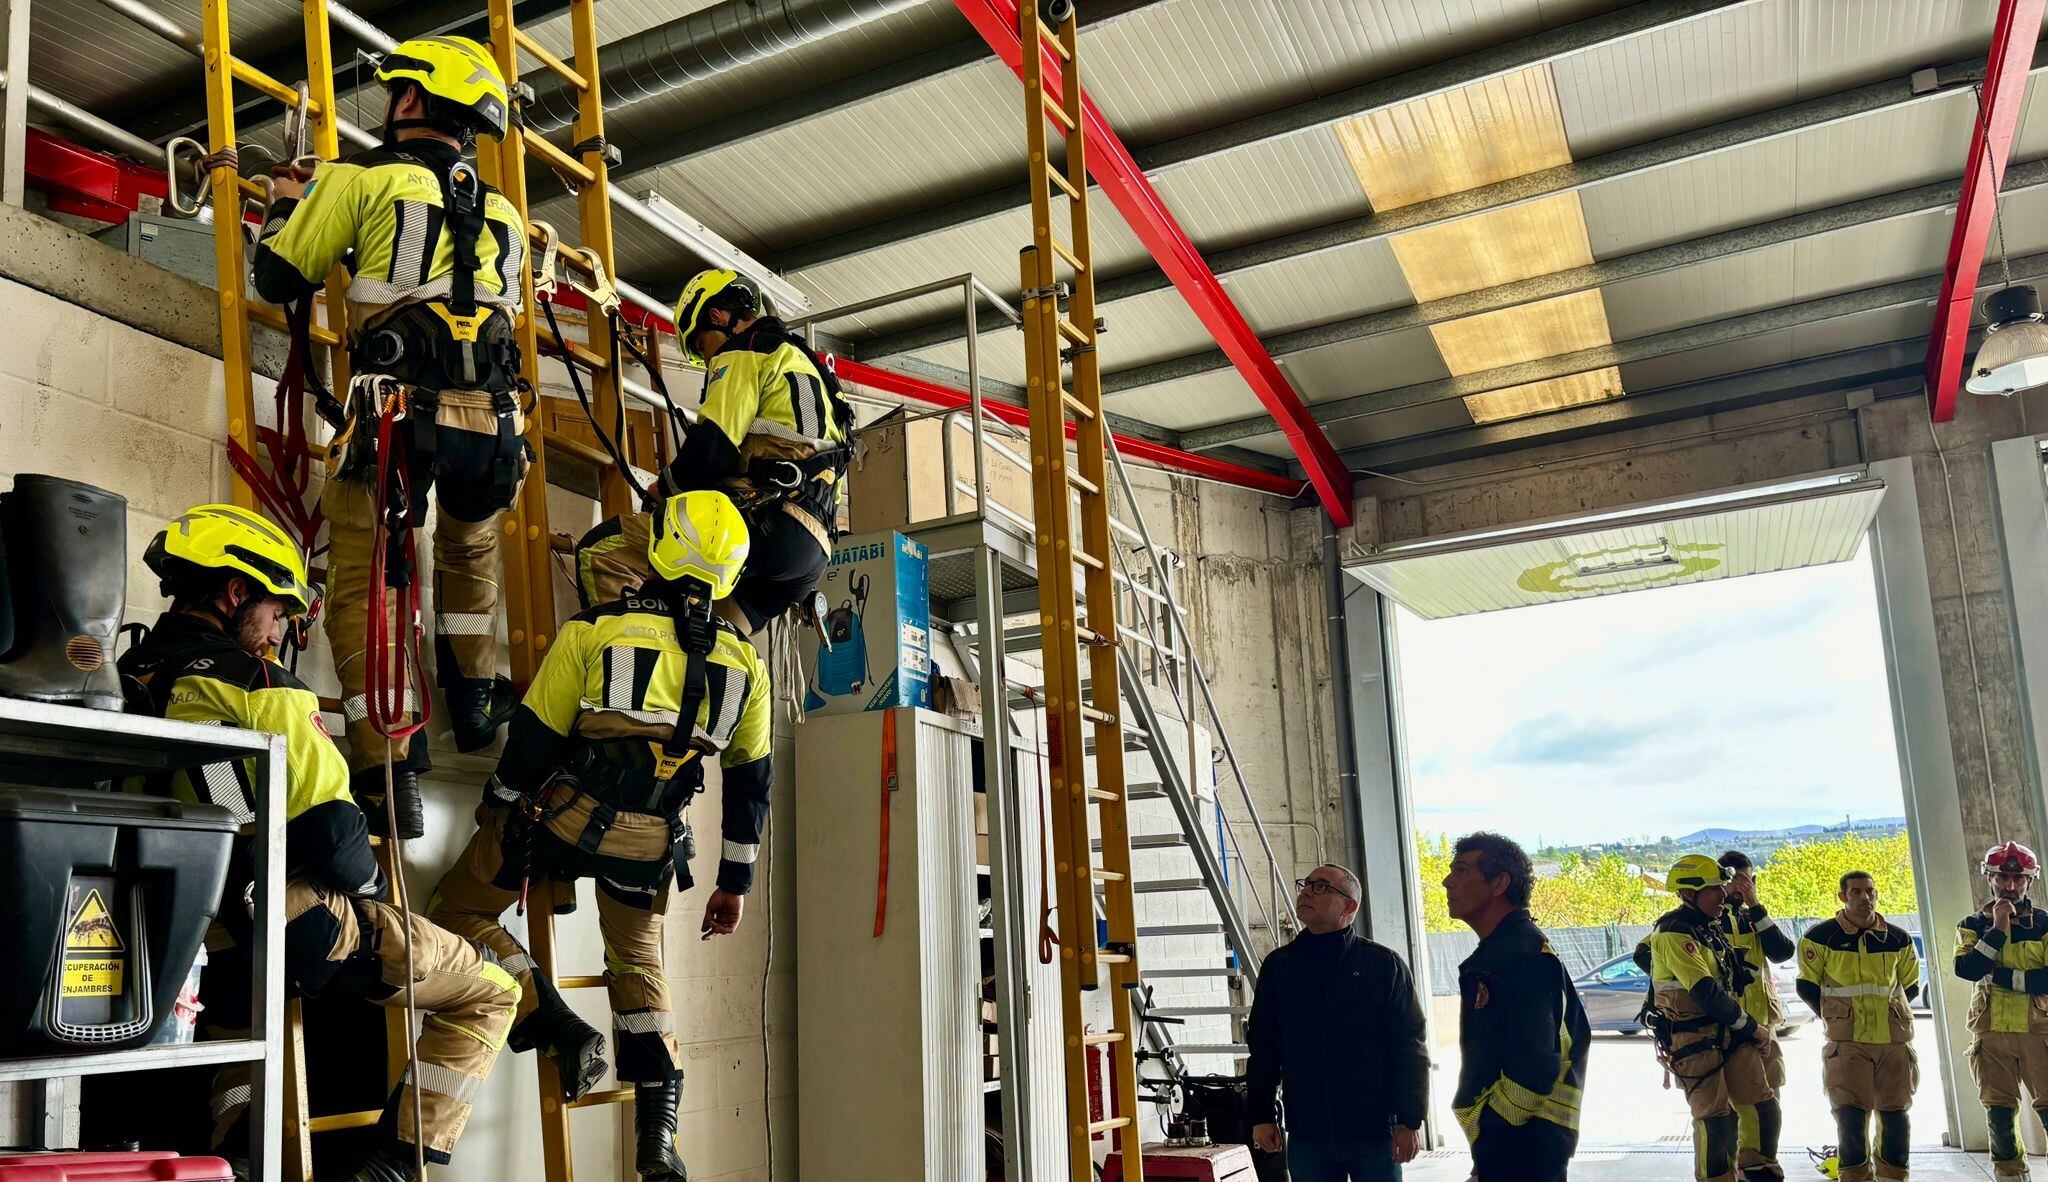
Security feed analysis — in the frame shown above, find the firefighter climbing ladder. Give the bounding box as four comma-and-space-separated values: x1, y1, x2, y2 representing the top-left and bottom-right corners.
1012, 3, 1146, 1179
480, 0, 642, 1177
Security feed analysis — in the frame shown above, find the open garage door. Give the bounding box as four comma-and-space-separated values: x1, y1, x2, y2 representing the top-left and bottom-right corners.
1346, 472, 1888, 619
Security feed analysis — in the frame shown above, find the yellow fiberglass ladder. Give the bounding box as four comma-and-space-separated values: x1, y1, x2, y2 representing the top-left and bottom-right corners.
481, 1, 642, 1178
1014, 4, 1146, 1180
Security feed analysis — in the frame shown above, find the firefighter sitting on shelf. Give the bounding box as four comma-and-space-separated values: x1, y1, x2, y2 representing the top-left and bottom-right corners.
121, 504, 517, 1182
575, 269, 851, 633
428, 489, 772, 1181
249, 34, 530, 838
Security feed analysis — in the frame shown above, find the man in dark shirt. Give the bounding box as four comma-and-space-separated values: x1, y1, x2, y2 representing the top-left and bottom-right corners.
1247, 864, 1428, 1181
1446, 832, 1589, 1182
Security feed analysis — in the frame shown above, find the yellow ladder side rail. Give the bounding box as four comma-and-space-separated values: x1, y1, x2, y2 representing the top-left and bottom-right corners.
563, 0, 632, 521
300, 0, 352, 400
198, 0, 259, 510
481, 0, 555, 689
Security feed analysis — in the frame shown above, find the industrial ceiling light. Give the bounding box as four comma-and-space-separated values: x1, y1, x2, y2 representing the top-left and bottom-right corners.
1968, 285, 2048, 396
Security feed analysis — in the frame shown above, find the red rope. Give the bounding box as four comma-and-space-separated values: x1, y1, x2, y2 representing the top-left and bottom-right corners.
362, 394, 430, 742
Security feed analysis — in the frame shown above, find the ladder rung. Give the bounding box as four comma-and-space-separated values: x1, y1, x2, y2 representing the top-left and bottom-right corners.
1049, 235, 1087, 273
1171, 1043, 1250, 1056
1140, 923, 1225, 938
1086, 786, 1119, 802
306, 1109, 380, 1133
1080, 703, 1116, 726
1089, 1117, 1134, 1135
1067, 469, 1100, 495
1074, 624, 1110, 646
1129, 878, 1205, 894
1043, 92, 1077, 131
1057, 316, 1093, 345
536, 324, 611, 371
1046, 167, 1082, 202
523, 127, 597, 185
557, 974, 608, 990
1095, 952, 1132, 965
1073, 547, 1106, 572
228, 56, 321, 112
542, 429, 612, 469
514, 27, 589, 92
1089, 867, 1126, 881
568, 1086, 637, 1109
1149, 1005, 1251, 1018
1036, 18, 1071, 58
1082, 1031, 1125, 1045
248, 301, 341, 347
1062, 391, 1096, 421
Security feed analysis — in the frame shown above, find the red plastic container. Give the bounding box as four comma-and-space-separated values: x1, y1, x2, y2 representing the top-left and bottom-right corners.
0, 1153, 234, 1182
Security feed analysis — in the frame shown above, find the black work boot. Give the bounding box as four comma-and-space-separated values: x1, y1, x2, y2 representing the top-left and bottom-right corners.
436, 635, 517, 753
634, 1079, 687, 1181
508, 995, 608, 1102
334, 1142, 417, 1182
0, 475, 126, 711
352, 767, 424, 840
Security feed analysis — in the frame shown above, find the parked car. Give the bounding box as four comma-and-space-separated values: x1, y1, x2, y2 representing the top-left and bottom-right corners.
1912, 932, 1932, 1012
1572, 950, 1814, 1036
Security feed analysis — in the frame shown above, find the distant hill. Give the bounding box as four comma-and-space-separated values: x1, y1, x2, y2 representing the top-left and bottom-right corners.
1676, 819, 1905, 845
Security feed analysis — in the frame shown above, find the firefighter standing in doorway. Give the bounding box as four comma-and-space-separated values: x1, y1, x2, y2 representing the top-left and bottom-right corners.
1636, 854, 1776, 1182
1956, 841, 2048, 1181
428, 489, 771, 1180
1719, 850, 1795, 1181
575, 269, 851, 630
1797, 870, 1920, 1182
251, 35, 529, 838
121, 505, 516, 1182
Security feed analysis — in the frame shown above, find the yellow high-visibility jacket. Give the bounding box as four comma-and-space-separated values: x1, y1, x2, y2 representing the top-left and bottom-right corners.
1797, 914, 1919, 1044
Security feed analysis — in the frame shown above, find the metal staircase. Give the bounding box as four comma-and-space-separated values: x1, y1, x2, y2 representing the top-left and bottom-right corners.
961, 417, 1296, 1089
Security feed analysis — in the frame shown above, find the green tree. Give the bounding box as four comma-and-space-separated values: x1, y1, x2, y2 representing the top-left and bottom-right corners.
1757, 830, 1916, 921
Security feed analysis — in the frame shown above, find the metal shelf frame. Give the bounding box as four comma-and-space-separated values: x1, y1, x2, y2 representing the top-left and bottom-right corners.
0, 696, 287, 1181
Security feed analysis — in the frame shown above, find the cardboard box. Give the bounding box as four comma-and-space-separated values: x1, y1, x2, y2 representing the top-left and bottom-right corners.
850, 407, 1036, 532
799, 531, 933, 716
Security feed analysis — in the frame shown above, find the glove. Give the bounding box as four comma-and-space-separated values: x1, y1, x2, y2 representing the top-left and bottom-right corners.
1727, 1016, 1758, 1046
1994, 967, 2019, 991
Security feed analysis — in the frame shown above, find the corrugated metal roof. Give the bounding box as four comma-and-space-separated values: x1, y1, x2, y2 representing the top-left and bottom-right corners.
1222, 237, 1415, 335
1096, 369, 1266, 431
1078, 0, 1316, 143
1555, 0, 1995, 158
1268, 0, 1624, 98
29, 0, 212, 106
1278, 326, 1451, 405
1148, 132, 1372, 250
1578, 89, 1976, 258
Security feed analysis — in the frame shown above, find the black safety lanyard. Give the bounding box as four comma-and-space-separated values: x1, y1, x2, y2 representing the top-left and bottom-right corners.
437, 159, 485, 318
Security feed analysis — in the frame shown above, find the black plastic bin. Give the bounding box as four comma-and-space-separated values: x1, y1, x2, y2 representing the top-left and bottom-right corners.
0, 788, 235, 1056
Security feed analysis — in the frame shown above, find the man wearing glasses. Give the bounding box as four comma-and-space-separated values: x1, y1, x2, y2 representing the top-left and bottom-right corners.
1447, 832, 1589, 1182
1246, 864, 1429, 1181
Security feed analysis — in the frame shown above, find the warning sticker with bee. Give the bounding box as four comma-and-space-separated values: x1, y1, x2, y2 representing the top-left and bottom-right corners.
61, 886, 125, 998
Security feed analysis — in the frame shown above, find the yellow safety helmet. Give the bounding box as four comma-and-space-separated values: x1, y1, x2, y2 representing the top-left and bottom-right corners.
672, 269, 762, 368
1667, 854, 1731, 894
375, 36, 509, 139
145, 505, 314, 615
648, 490, 750, 600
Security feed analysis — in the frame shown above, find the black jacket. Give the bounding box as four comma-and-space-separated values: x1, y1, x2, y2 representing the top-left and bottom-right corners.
1245, 927, 1429, 1142
1454, 909, 1590, 1153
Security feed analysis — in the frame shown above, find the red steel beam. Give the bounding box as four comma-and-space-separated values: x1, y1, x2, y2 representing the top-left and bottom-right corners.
542, 287, 1304, 497
951, 0, 1352, 525
1926, 0, 2048, 420
836, 357, 1304, 497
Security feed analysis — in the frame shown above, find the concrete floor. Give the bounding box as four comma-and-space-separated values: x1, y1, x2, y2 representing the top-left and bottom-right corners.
1400, 1015, 2015, 1180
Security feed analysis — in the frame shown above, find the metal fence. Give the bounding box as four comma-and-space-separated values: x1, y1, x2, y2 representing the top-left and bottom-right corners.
1421, 913, 1926, 995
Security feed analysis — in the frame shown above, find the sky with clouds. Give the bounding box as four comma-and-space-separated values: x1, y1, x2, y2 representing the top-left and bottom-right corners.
1392, 549, 1905, 850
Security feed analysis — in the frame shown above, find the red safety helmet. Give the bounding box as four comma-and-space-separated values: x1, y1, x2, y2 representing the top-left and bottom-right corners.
1985, 841, 2041, 878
